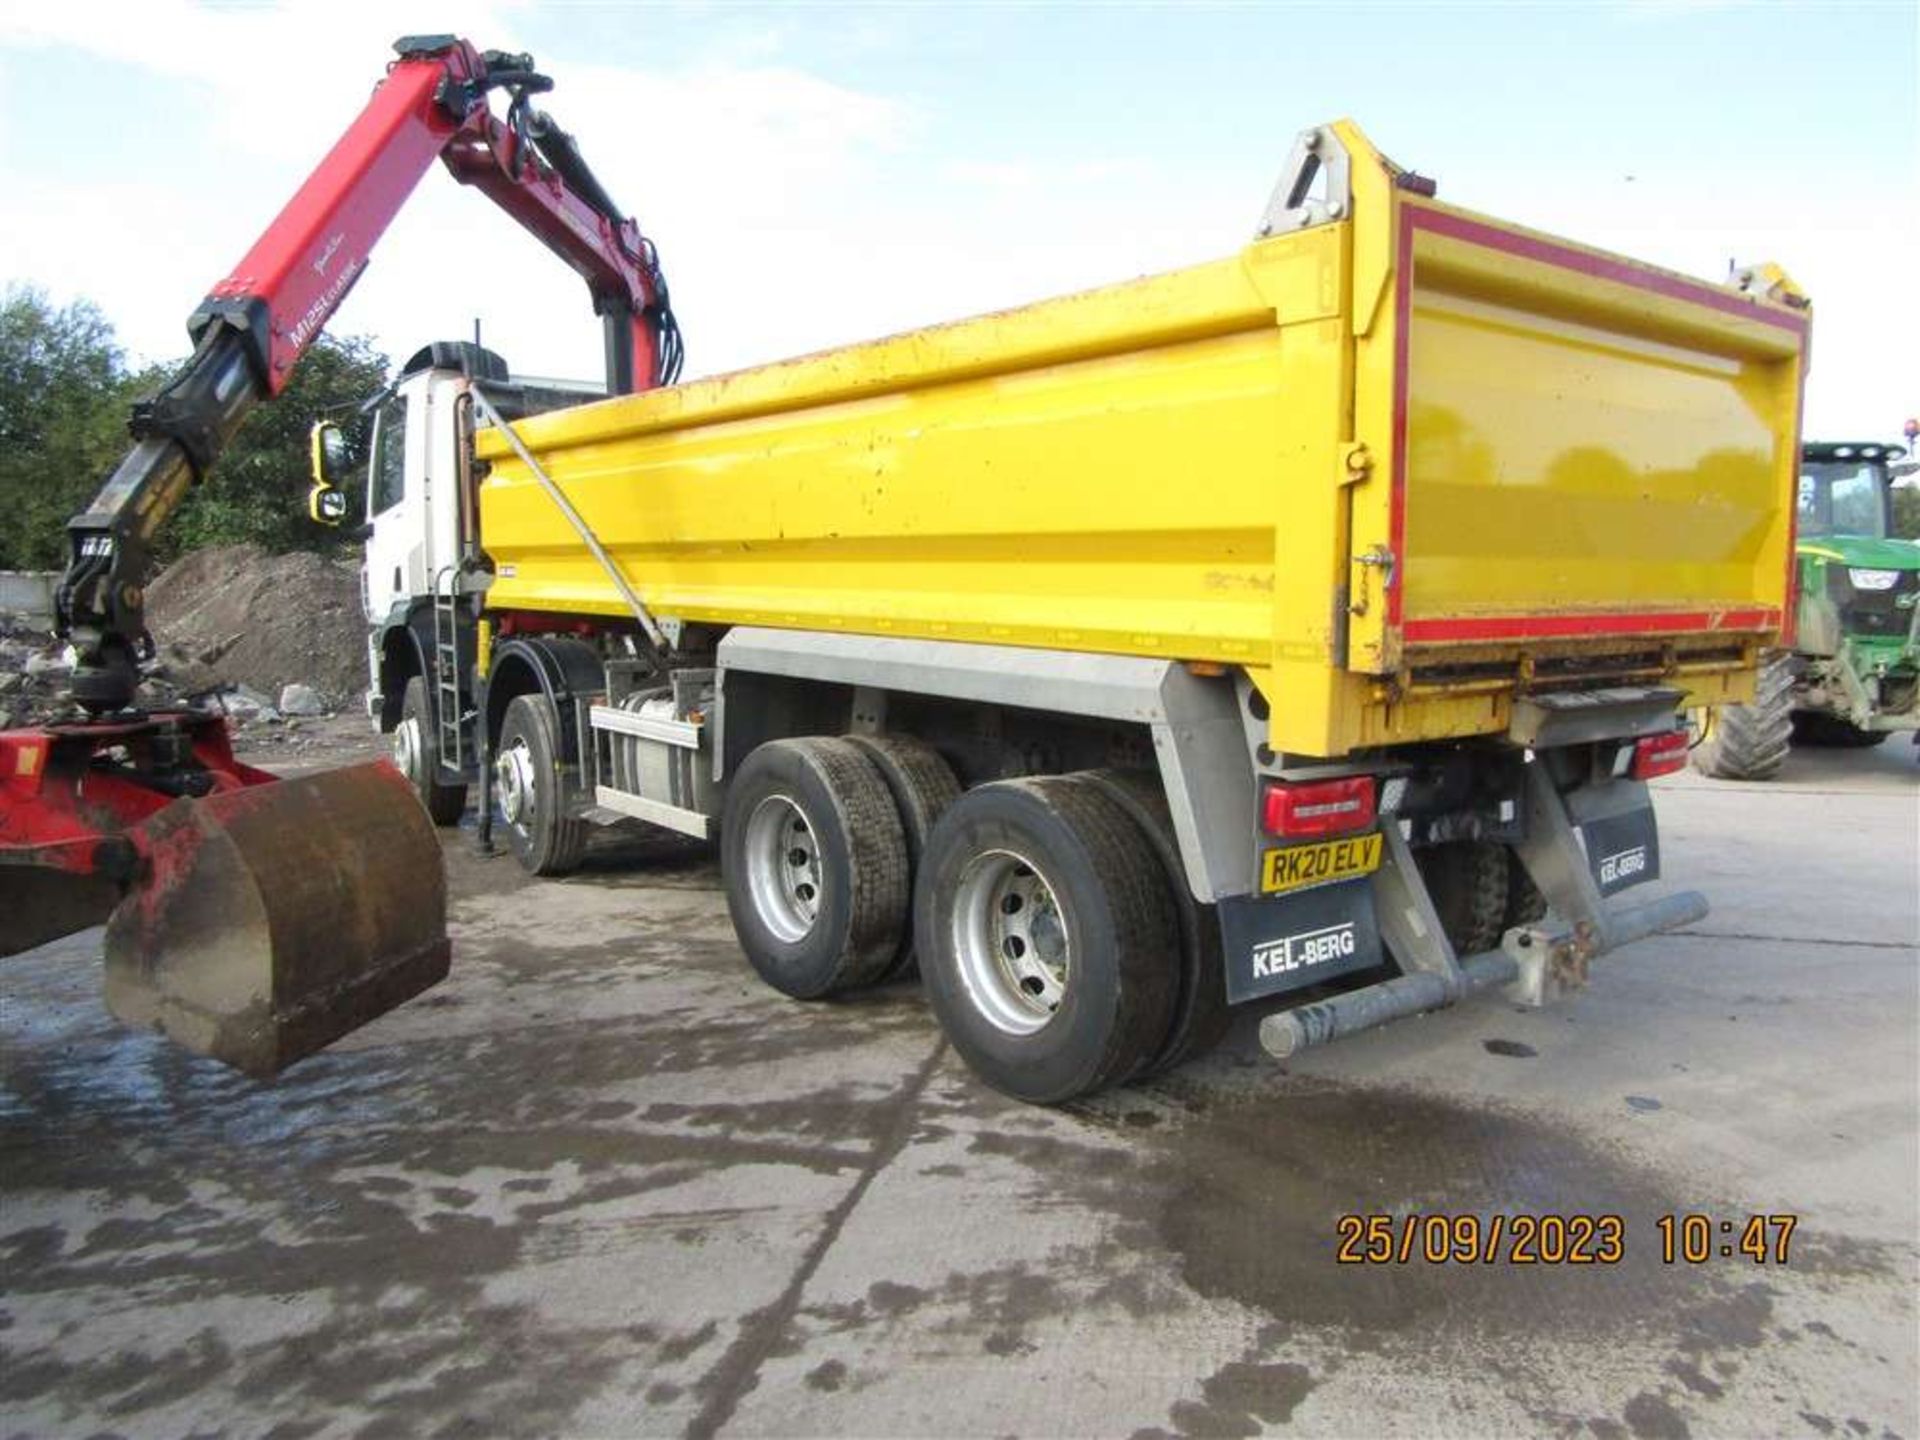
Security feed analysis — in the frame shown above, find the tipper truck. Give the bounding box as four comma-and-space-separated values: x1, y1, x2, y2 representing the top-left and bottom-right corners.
2, 34, 1809, 1096
301, 74, 1810, 1098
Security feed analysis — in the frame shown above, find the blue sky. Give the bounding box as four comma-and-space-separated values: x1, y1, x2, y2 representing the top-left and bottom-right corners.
1, 1, 1913, 437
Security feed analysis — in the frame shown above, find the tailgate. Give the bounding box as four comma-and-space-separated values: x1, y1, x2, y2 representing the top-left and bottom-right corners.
1347, 197, 1809, 673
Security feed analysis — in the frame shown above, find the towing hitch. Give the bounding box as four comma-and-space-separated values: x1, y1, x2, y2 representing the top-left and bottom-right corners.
1257, 761, 1708, 1059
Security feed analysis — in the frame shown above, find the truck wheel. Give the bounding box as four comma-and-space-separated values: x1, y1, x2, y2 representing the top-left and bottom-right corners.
915, 776, 1179, 1104
1791, 712, 1889, 748
395, 676, 468, 826
1691, 652, 1792, 780
722, 738, 909, 1000
495, 693, 587, 876
1415, 840, 1509, 958
1503, 848, 1549, 930
846, 735, 963, 982
1083, 768, 1231, 1078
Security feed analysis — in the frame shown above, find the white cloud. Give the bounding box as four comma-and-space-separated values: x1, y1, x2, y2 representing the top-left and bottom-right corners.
0, 1, 1210, 388
0, 2, 924, 379
1, 1, 1904, 442
0, 0, 532, 159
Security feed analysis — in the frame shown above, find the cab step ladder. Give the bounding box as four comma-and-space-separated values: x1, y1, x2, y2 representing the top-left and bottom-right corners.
431, 564, 464, 775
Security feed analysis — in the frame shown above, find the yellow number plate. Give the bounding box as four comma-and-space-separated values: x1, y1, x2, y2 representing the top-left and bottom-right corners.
1260, 832, 1384, 895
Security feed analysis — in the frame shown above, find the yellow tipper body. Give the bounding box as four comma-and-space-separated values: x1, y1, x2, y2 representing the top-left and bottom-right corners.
476, 122, 1808, 758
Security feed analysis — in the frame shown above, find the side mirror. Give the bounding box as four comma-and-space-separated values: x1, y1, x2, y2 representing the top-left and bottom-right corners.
310, 419, 352, 485
308, 420, 353, 528
309, 487, 350, 525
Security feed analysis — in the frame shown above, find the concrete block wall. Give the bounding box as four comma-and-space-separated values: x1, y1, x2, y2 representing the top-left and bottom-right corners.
0, 571, 59, 630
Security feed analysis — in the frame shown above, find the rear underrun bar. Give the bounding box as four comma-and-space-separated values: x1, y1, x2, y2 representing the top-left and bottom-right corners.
1258, 889, 1709, 1059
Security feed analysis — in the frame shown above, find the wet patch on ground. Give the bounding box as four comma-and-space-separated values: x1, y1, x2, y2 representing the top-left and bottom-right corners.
0, 904, 942, 1435
1055, 1072, 1914, 1438
1483, 1037, 1539, 1058
1130, 1347, 1318, 1440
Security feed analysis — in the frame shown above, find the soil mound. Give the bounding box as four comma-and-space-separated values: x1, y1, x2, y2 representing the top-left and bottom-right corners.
146, 544, 365, 705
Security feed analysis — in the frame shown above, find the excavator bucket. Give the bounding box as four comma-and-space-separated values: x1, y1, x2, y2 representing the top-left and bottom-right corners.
103, 761, 450, 1077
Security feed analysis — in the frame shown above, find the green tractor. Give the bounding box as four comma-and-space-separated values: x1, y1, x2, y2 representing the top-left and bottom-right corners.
1694, 439, 1919, 779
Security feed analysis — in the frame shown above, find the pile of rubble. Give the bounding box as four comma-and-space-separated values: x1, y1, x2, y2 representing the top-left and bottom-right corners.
0, 618, 334, 730
0, 614, 83, 729
1, 544, 366, 736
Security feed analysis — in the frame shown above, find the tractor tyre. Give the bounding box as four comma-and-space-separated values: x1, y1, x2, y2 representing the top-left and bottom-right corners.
1691, 652, 1793, 780
1791, 712, 1889, 748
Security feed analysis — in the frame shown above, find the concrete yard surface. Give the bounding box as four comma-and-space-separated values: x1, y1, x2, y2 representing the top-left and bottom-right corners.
3, 742, 1916, 1437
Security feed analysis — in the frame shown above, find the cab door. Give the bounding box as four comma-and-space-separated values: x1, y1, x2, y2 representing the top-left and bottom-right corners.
361, 390, 420, 622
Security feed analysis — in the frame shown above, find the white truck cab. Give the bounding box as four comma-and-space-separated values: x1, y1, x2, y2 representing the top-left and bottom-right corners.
311, 342, 599, 771
360, 367, 471, 632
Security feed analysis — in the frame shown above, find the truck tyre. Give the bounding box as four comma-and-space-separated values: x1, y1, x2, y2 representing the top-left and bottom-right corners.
495, 693, 587, 876
1791, 712, 1888, 748
395, 676, 468, 826
846, 735, 963, 982
1415, 840, 1509, 958
1083, 768, 1231, 1078
722, 738, 909, 1000
1691, 652, 1792, 780
915, 775, 1179, 1104
1503, 848, 1549, 930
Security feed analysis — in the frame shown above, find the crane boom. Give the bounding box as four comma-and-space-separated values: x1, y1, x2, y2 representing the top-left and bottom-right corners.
56, 34, 681, 712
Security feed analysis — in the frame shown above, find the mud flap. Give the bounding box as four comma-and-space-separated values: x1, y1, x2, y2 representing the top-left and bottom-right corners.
1219, 878, 1382, 1004
1567, 780, 1661, 898
103, 762, 450, 1076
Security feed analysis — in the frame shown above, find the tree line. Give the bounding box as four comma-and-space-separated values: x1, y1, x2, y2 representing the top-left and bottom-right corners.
1897, 476, 1920, 540
0, 285, 388, 571
2, 283, 1914, 574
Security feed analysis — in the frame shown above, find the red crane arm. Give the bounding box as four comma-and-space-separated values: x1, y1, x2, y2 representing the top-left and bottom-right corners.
201, 35, 677, 397
56, 34, 681, 710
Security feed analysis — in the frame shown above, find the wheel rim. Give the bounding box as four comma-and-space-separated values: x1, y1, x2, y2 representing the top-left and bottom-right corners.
392, 716, 423, 782
495, 737, 536, 830
950, 848, 1070, 1035
744, 794, 823, 943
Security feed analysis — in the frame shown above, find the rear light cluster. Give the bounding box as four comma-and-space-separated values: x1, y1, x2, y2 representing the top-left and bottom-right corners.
1630, 729, 1689, 781
1261, 776, 1376, 838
